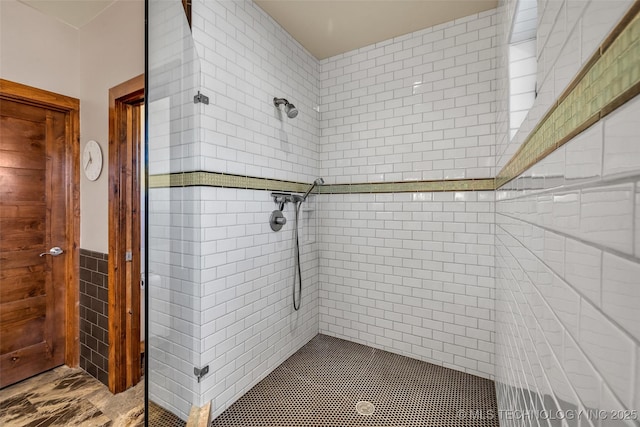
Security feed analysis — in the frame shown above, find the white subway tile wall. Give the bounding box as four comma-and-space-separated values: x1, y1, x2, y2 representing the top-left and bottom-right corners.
148, 0, 204, 418
147, 0, 640, 421
148, 0, 319, 416
318, 10, 498, 183
603, 99, 640, 179
495, 0, 633, 173
495, 0, 639, 423
148, 187, 203, 419
318, 191, 496, 379
198, 188, 319, 418
184, 2, 506, 415
193, 0, 320, 183
148, 1, 202, 176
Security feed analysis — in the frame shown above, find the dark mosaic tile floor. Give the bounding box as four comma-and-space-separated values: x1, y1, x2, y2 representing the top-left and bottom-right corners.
148, 402, 186, 427
211, 334, 499, 427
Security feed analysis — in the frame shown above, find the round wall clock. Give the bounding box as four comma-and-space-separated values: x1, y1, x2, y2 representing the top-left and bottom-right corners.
83, 140, 103, 181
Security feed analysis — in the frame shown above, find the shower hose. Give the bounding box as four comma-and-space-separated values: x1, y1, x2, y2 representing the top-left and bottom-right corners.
293, 201, 303, 310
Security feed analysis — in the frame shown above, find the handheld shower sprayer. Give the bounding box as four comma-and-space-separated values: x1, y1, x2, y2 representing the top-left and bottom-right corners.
273, 97, 298, 118
302, 177, 324, 201
268, 177, 324, 311
292, 177, 323, 311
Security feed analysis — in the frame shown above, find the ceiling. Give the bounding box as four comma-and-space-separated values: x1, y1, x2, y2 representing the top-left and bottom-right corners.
17, 0, 498, 59
254, 0, 498, 59
18, 0, 116, 29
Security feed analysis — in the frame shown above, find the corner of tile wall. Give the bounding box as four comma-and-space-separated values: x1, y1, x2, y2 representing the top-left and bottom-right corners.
185, 0, 323, 417
494, 0, 639, 424
312, 9, 501, 381
198, 188, 320, 419
318, 190, 496, 380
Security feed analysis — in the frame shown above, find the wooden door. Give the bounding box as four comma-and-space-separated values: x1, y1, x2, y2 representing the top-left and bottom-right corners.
1, 95, 71, 387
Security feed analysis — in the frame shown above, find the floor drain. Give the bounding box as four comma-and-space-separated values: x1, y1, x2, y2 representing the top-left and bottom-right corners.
355, 401, 375, 415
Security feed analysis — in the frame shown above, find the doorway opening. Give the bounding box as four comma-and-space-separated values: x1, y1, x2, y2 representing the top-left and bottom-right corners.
108, 74, 144, 393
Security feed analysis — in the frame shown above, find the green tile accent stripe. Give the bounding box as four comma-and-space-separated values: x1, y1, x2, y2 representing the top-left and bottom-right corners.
148, 171, 309, 193
496, 1, 640, 188
149, 171, 495, 194
317, 179, 495, 194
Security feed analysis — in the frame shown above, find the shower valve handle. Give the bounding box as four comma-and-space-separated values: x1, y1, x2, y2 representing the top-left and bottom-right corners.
270, 210, 286, 231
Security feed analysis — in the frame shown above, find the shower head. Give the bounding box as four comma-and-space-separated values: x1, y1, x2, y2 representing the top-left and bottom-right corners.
285, 103, 298, 118
302, 177, 325, 201
274, 97, 298, 119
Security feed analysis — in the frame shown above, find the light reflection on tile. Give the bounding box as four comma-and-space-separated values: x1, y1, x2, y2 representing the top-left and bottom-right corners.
635, 353, 640, 415
636, 183, 640, 258
565, 123, 603, 184
563, 332, 601, 411
603, 97, 640, 178
579, 301, 634, 409
602, 253, 640, 342
535, 328, 577, 415
548, 274, 580, 337
543, 231, 565, 276
599, 384, 638, 427
579, 184, 634, 255
544, 146, 566, 189
534, 291, 564, 357
564, 238, 602, 307
537, 194, 554, 228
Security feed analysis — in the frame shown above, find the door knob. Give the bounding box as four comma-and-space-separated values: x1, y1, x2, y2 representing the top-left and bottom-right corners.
40, 247, 64, 257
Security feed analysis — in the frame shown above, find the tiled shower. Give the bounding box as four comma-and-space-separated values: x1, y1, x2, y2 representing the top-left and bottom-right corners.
146, 0, 640, 425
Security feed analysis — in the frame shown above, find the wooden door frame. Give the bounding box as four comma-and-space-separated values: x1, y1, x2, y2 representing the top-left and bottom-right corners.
0, 79, 81, 369
182, 0, 192, 29
108, 74, 144, 393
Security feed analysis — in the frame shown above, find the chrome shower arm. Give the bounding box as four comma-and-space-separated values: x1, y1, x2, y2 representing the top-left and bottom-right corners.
273, 97, 299, 118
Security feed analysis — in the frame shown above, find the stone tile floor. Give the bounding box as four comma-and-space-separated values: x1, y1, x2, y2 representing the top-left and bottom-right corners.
0, 366, 182, 426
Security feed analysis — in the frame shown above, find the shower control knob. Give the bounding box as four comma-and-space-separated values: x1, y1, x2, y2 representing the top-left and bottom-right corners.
270, 210, 286, 231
